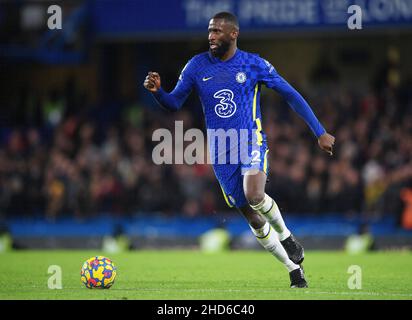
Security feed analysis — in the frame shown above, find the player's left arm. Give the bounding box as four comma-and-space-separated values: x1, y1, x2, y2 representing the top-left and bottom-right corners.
258, 58, 335, 155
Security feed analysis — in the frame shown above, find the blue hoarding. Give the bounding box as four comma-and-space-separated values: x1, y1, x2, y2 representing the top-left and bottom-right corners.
91, 0, 412, 37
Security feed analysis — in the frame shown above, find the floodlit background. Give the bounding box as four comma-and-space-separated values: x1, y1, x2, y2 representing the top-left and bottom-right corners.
1, 0, 412, 252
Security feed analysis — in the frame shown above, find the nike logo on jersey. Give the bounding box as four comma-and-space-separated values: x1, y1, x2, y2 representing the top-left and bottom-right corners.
202, 76, 213, 81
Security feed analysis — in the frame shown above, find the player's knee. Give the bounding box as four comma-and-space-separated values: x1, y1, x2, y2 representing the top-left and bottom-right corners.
248, 214, 266, 229
245, 190, 265, 206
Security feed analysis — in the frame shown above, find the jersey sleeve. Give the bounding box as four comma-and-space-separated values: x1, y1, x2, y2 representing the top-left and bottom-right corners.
152, 58, 196, 111
256, 57, 326, 138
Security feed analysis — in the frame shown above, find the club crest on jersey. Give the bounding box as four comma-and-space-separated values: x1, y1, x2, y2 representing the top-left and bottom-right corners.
213, 89, 237, 118
236, 72, 247, 83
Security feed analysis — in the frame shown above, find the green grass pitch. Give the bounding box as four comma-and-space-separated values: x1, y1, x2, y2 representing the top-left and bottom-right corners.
0, 250, 411, 300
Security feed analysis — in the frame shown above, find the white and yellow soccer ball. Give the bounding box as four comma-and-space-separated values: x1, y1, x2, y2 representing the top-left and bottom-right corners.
80, 256, 117, 289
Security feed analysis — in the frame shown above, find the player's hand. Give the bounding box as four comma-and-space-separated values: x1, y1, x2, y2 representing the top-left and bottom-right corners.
318, 132, 335, 156
143, 72, 161, 93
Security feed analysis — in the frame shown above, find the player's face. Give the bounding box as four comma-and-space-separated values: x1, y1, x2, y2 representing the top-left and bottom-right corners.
208, 19, 236, 58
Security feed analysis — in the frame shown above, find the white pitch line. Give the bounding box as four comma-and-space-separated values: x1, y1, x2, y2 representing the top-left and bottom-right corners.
9, 287, 412, 298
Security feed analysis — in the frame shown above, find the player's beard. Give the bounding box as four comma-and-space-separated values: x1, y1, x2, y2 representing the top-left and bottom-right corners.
210, 39, 231, 58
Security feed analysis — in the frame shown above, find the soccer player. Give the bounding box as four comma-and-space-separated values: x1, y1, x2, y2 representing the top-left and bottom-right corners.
144, 12, 335, 288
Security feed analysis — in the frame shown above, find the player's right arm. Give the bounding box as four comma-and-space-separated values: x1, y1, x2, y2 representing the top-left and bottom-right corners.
143, 59, 195, 112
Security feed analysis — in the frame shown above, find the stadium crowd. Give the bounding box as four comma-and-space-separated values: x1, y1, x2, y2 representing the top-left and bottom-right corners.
1, 75, 411, 224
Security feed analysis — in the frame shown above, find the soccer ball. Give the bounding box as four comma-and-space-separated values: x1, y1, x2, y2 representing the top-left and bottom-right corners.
80, 256, 117, 289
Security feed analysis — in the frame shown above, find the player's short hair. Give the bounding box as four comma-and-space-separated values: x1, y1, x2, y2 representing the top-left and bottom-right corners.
212, 12, 239, 30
